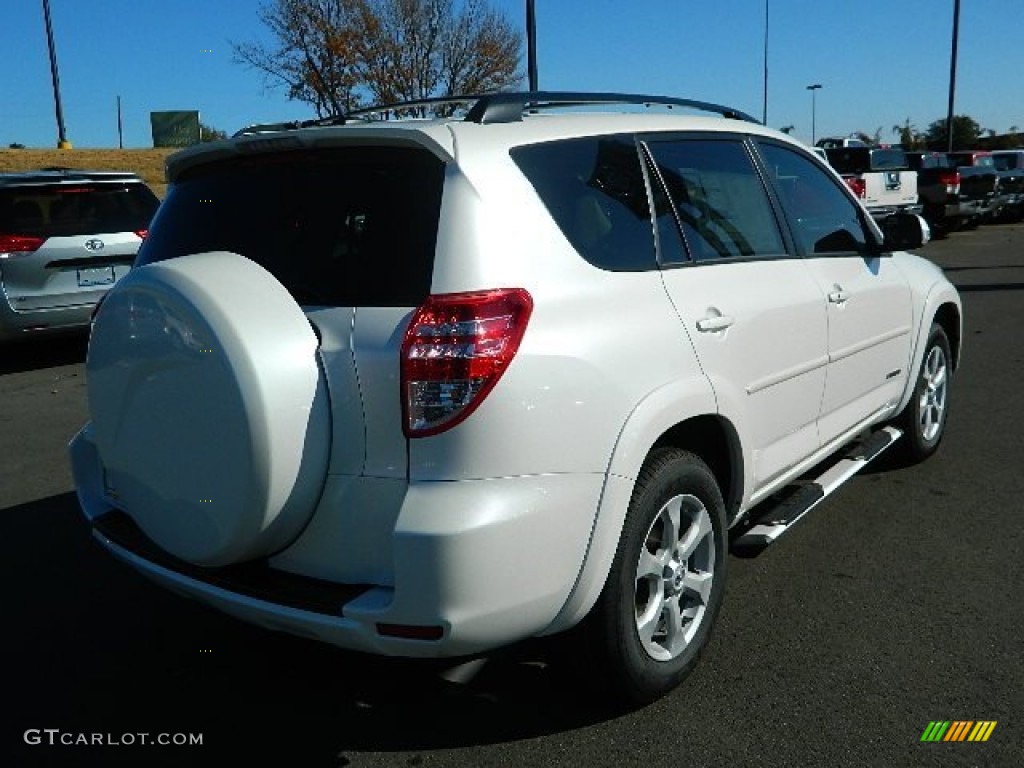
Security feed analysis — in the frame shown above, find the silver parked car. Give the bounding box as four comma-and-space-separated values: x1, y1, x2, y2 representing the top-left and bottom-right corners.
0, 169, 159, 342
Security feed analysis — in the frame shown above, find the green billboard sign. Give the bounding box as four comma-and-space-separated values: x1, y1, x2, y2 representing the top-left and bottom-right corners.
150, 111, 200, 148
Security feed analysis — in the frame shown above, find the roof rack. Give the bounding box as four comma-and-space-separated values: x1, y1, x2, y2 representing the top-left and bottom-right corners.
463, 91, 760, 125
232, 91, 759, 136
233, 96, 482, 136
233, 118, 332, 137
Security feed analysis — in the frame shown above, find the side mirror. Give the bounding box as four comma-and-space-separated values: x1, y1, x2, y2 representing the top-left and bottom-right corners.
880, 212, 930, 251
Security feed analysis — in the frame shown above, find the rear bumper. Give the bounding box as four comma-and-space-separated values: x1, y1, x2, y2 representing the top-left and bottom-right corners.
0, 293, 93, 341
945, 200, 982, 219
69, 425, 604, 657
867, 204, 923, 221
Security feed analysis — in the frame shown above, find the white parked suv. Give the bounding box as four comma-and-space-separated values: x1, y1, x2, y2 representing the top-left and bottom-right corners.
69, 92, 961, 704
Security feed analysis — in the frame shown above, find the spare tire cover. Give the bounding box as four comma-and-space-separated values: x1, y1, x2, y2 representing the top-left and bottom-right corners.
87, 251, 330, 566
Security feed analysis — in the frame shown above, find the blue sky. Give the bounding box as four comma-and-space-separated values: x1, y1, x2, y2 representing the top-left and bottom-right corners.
5, 0, 1023, 149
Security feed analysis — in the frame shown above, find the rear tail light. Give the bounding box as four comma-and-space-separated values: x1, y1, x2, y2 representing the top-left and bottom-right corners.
844, 177, 866, 199
401, 288, 533, 437
0, 234, 45, 256
938, 170, 960, 195
134, 229, 148, 240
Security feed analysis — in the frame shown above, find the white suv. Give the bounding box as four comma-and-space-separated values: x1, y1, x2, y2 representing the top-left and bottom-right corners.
69, 92, 961, 704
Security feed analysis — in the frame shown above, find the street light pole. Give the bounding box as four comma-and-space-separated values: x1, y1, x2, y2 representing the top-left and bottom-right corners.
526, 0, 538, 91
42, 0, 71, 149
946, 0, 961, 152
762, 0, 769, 125
806, 83, 822, 145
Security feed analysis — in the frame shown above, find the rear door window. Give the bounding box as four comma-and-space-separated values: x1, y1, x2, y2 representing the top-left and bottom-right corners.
644, 137, 787, 263
511, 136, 657, 271
137, 147, 445, 307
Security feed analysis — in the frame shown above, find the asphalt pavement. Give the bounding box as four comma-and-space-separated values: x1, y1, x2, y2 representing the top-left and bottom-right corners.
2, 223, 1022, 767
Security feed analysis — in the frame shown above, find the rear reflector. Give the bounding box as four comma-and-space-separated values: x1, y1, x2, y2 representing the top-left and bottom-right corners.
401, 288, 533, 437
376, 623, 445, 641
0, 234, 46, 255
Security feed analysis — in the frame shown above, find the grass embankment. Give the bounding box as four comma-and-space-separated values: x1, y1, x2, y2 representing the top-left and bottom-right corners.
0, 148, 174, 198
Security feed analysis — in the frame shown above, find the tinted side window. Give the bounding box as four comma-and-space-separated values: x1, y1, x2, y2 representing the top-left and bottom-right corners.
138, 147, 443, 307
511, 136, 656, 271
758, 142, 871, 256
645, 138, 785, 262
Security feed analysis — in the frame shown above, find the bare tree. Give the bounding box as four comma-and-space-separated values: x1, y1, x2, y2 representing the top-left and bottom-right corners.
356, 0, 449, 107
233, 0, 520, 118
439, 0, 521, 97
233, 0, 370, 118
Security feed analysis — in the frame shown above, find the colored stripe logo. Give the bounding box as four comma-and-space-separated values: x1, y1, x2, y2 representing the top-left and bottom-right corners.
920, 721, 997, 742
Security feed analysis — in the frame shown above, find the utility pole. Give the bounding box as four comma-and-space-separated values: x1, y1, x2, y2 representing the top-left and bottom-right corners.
946, 0, 961, 152
42, 0, 71, 149
526, 0, 538, 91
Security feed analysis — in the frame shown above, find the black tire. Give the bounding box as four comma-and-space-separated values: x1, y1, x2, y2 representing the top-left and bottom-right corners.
894, 323, 952, 464
581, 448, 727, 706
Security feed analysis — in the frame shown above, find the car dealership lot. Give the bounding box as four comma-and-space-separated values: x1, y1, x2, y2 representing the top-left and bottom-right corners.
4, 223, 1022, 767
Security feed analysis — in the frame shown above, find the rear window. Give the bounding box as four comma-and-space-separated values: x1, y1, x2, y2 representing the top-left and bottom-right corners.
867, 149, 909, 170
824, 148, 870, 174
137, 146, 445, 307
993, 154, 1022, 171
0, 182, 159, 238
949, 153, 995, 168
906, 153, 954, 170
825, 148, 908, 174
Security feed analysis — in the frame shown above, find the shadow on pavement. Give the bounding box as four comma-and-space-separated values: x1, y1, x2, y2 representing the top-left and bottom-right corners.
6, 493, 622, 768
941, 263, 1024, 272
952, 281, 1024, 292
0, 334, 88, 375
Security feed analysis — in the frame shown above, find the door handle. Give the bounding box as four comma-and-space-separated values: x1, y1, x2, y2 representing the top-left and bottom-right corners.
696, 314, 735, 332
828, 289, 849, 305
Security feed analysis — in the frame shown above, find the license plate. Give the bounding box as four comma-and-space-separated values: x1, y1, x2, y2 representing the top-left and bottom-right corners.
77, 266, 115, 287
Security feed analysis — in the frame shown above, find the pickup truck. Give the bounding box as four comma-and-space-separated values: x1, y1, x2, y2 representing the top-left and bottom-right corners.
816, 137, 869, 148
903, 151, 979, 234
990, 149, 1024, 221
823, 146, 922, 222
947, 151, 1006, 223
